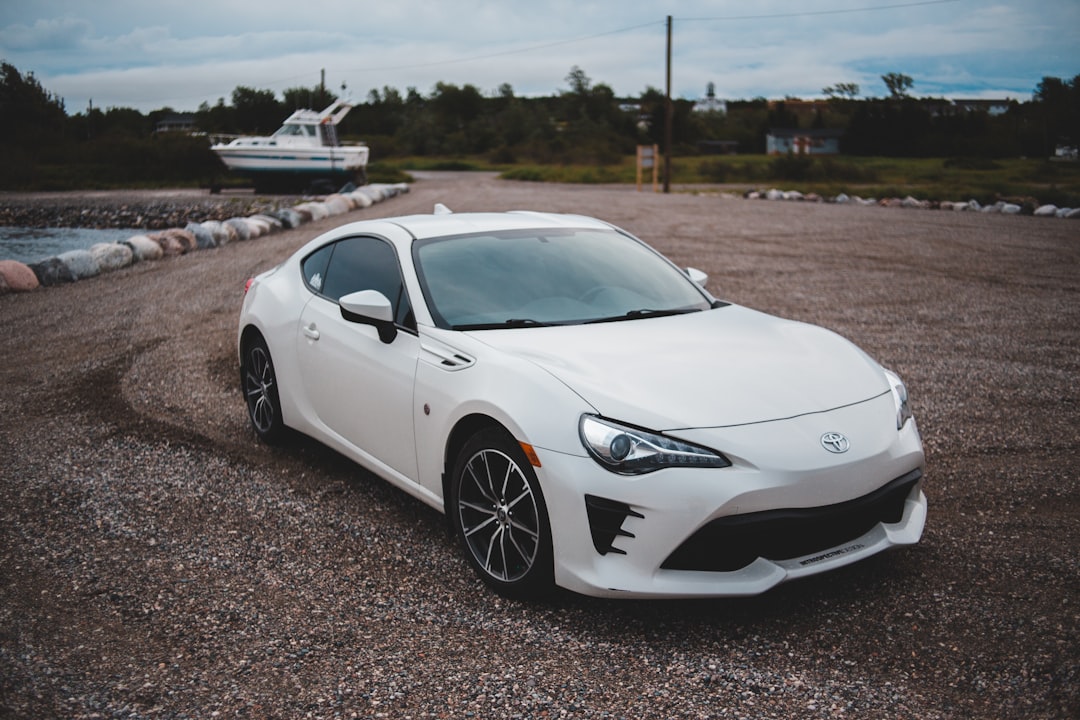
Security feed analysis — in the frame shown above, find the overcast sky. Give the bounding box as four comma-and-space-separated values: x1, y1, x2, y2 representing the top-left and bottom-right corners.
1, 0, 1077, 114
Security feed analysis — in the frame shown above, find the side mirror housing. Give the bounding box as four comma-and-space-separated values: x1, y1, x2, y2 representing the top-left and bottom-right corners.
339, 290, 397, 343
686, 267, 708, 287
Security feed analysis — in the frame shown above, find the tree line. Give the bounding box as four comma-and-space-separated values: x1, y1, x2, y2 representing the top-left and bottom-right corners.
1, 60, 1077, 190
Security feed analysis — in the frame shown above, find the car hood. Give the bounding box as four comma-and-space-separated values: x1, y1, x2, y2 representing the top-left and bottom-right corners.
467, 306, 889, 430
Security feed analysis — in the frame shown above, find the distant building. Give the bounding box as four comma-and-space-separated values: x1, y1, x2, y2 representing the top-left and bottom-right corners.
766, 128, 843, 156
694, 82, 727, 115
951, 99, 1012, 116
155, 113, 197, 133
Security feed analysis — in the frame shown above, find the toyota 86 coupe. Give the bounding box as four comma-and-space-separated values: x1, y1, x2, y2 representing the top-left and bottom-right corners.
238, 207, 926, 599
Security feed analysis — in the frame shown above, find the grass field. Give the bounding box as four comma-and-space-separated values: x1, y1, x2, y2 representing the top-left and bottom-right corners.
385, 154, 1080, 208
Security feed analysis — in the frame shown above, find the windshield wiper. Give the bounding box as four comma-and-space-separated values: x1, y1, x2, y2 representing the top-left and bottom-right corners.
586, 307, 699, 324
452, 318, 557, 330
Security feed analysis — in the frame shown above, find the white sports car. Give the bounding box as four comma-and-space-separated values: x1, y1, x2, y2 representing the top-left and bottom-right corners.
238, 207, 926, 599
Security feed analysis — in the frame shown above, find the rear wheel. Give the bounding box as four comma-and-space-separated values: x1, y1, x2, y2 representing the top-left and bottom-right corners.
450, 427, 554, 598
241, 334, 286, 444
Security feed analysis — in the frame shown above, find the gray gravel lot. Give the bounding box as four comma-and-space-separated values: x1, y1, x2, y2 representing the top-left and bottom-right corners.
1, 173, 1077, 719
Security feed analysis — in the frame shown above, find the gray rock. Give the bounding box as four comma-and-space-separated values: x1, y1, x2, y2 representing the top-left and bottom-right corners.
57, 249, 101, 279
28, 257, 75, 286
224, 218, 251, 241
121, 235, 164, 262
90, 242, 133, 273
186, 222, 217, 249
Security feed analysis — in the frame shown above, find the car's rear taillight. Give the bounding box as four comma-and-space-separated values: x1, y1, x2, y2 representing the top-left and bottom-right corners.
244, 278, 255, 294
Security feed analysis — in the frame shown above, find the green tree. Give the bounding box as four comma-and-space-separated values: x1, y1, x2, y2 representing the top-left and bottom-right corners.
882, 73, 914, 99
283, 84, 337, 111
231, 86, 281, 133
823, 82, 860, 100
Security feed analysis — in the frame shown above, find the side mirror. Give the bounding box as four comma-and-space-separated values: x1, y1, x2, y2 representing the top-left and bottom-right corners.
686, 267, 708, 287
339, 289, 397, 343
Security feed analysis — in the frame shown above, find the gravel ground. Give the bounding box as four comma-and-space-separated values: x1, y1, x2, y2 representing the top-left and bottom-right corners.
1, 173, 1077, 719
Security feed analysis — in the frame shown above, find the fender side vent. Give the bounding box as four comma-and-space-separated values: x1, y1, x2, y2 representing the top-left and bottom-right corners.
421, 342, 476, 370
585, 494, 644, 556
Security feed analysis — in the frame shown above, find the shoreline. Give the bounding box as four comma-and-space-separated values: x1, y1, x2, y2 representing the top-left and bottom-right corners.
0, 188, 309, 230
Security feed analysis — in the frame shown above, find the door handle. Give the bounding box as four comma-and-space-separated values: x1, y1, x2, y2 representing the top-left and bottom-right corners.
303, 323, 320, 341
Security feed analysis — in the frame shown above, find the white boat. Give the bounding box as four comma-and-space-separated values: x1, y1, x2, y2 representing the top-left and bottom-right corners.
211, 100, 369, 192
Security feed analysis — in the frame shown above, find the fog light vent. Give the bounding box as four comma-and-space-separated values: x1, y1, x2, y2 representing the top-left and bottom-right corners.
584, 494, 644, 556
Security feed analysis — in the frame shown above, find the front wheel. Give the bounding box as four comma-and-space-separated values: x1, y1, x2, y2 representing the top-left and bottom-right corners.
241, 334, 286, 444
450, 427, 554, 599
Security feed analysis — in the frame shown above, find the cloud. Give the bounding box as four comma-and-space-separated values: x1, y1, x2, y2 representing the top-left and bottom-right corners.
2, 0, 1076, 112
0, 15, 93, 51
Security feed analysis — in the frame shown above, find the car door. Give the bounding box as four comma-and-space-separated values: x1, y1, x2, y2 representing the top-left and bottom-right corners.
296, 235, 420, 482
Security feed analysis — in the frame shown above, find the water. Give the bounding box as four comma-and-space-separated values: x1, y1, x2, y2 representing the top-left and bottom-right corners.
0, 227, 145, 264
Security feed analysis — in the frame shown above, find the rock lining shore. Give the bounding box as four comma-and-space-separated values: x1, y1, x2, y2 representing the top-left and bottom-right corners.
0, 184, 409, 294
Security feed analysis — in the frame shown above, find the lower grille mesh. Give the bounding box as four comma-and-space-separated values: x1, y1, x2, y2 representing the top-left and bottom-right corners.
661, 469, 922, 572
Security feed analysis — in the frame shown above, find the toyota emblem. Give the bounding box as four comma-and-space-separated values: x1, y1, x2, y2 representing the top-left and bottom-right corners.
821, 432, 850, 453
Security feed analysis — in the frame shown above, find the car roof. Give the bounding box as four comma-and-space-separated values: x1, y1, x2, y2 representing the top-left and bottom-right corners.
381, 209, 617, 241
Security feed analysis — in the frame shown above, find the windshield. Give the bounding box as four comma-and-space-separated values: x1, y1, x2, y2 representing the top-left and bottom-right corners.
414, 227, 712, 330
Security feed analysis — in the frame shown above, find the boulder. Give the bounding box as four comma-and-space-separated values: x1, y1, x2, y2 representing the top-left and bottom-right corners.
271, 208, 304, 228
357, 186, 385, 203
1001, 203, 1022, 215
1066, 208, 1080, 219
57, 249, 101, 279
245, 217, 271, 237
833, 193, 850, 204
122, 235, 164, 261
224, 218, 252, 241
90, 242, 134, 273
164, 229, 197, 252
28, 257, 75, 286
1033, 204, 1058, 217
151, 232, 185, 256
201, 221, 231, 246
1055, 207, 1073, 218
348, 190, 374, 208
250, 214, 283, 231
323, 195, 352, 215
295, 202, 329, 221
0, 259, 40, 293
186, 222, 217, 249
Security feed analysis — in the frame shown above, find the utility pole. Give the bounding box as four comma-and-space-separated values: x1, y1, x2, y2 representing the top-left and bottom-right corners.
664, 15, 672, 194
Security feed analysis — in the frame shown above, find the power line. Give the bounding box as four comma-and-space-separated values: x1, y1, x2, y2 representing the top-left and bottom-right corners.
681, 0, 964, 22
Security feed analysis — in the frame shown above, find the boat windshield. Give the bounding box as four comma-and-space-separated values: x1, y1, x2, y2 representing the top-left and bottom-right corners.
413, 227, 712, 330
273, 124, 314, 138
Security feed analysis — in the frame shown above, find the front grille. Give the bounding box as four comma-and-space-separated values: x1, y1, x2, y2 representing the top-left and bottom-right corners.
661, 469, 922, 572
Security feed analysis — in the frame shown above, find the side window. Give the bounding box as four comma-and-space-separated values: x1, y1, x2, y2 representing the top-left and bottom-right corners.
301, 244, 334, 293
321, 236, 415, 329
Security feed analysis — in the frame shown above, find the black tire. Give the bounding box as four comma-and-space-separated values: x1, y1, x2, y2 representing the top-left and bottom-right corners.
241, 334, 286, 444
449, 427, 554, 599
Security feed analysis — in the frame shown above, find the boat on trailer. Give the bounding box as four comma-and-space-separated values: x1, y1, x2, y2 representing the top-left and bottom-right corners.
211, 101, 369, 193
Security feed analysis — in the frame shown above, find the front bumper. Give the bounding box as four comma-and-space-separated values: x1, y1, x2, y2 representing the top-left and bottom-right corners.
534, 393, 926, 598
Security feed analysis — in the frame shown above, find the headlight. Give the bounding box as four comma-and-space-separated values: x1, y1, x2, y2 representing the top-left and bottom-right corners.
579, 415, 731, 475
884, 369, 913, 430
